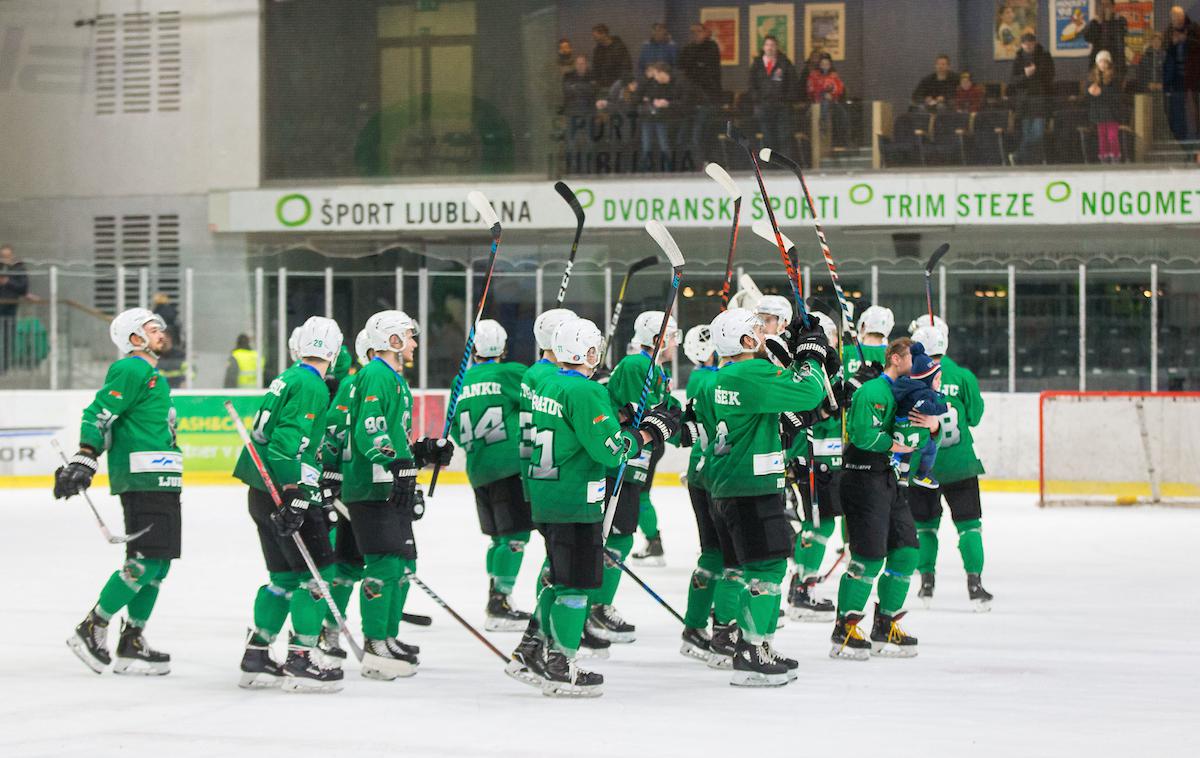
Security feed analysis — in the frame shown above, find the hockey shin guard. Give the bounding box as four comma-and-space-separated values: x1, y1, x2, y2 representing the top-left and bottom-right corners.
637, 490, 660, 539
535, 584, 558, 632
713, 568, 742, 624
836, 554, 884, 615
798, 518, 836, 580
955, 519, 984, 575
877, 546, 918, 616
683, 550, 724, 628
290, 564, 337, 647
97, 557, 170, 619
738, 559, 786, 643
388, 559, 416, 638
549, 589, 589, 655
915, 516, 941, 575
253, 570, 301, 642
329, 562, 362, 621
594, 533, 634, 606
125, 560, 170, 627
360, 554, 401, 640
491, 531, 530, 595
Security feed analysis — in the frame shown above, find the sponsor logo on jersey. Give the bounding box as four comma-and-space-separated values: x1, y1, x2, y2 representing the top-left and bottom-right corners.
108, 390, 123, 399
365, 395, 378, 402
592, 414, 609, 424
129, 451, 184, 473
148, 376, 157, 389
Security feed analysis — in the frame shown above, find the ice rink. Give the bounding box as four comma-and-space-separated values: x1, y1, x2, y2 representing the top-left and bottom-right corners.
1, 484, 1194, 757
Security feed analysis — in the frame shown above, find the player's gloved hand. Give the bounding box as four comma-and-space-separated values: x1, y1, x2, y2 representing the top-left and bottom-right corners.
822, 344, 842, 380
764, 334, 792, 368
781, 314, 812, 354
273, 485, 315, 537
388, 458, 418, 512
53, 449, 98, 499
614, 402, 636, 426
792, 324, 830, 368
678, 400, 700, 447
410, 487, 427, 521
411, 437, 454, 468
590, 366, 612, 385
638, 402, 682, 448
320, 468, 342, 507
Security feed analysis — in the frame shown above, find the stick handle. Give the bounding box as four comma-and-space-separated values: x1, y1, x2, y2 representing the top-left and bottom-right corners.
407, 572, 509, 663
51, 439, 118, 541
607, 549, 687, 625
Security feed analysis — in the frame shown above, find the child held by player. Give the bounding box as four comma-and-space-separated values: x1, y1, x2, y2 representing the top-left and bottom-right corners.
889, 341, 949, 489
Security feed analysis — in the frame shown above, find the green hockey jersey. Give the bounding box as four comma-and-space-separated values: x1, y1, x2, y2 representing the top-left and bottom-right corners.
519, 359, 559, 480
79, 355, 181, 495
233, 362, 329, 493
931, 355, 986, 483
341, 358, 414, 503
450, 359, 526, 487
842, 342, 886, 378
607, 351, 678, 486
684, 366, 719, 488
321, 372, 359, 470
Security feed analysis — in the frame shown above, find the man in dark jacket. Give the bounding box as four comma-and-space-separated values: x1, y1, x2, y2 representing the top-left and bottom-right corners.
592, 24, 632, 91
912, 54, 958, 111
1008, 33, 1055, 165
0, 245, 30, 373
640, 63, 701, 167
678, 24, 721, 163
1163, 6, 1200, 147
563, 55, 597, 152
1084, 0, 1127, 81
749, 35, 799, 155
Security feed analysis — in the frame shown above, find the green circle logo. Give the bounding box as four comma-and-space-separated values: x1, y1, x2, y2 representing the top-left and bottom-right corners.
849, 183, 874, 205
1046, 181, 1071, 203
575, 188, 595, 210
276, 194, 312, 227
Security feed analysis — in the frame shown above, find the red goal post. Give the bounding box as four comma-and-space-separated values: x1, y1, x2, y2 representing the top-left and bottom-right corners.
1038, 391, 1200, 507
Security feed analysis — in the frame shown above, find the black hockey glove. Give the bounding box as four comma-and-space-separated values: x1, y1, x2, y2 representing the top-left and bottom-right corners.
822, 345, 842, 381
779, 408, 826, 450
388, 458, 418, 513
638, 402, 682, 449
780, 313, 811, 354
320, 468, 342, 507
273, 485, 316, 537
53, 448, 98, 499
792, 329, 830, 369
614, 401, 637, 426
764, 334, 792, 368
678, 400, 700, 448
411, 437, 454, 468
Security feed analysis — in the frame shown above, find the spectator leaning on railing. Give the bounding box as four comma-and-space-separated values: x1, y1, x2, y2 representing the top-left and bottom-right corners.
637, 22, 678, 73
749, 35, 798, 155
1008, 32, 1055, 165
954, 71, 984, 113
0, 244, 30, 373
592, 24, 632, 92
912, 54, 958, 111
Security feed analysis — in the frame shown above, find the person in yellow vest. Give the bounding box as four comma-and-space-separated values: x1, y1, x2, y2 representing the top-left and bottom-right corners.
224, 334, 261, 388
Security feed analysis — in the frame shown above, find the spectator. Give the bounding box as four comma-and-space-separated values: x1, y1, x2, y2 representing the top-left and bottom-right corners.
1133, 31, 1165, 93
1163, 6, 1200, 152
1087, 51, 1123, 163
678, 23, 722, 162
806, 52, 849, 146
152, 291, 180, 343
800, 48, 825, 86
0, 244, 30, 373
156, 332, 188, 389
954, 71, 984, 113
591, 24, 632, 91
637, 22, 678, 72
1084, 0, 1128, 81
557, 38, 575, 78
749, 35, 799, 155
640, 63, 698, 165
1008, 33, 1055, 165
912, 54, 959, 111
224, 333, 261, 389
563, 55, 597, 151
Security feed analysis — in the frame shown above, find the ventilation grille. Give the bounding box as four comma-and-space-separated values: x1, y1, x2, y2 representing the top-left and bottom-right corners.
94, 11, 183, 116
93, 214, 182, 315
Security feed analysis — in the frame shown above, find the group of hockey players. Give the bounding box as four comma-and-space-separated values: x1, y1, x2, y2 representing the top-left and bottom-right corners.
53, 278, 992, 696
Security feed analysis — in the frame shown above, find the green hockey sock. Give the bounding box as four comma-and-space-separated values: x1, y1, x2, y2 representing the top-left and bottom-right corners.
877, 546, 918, 616
253, 570, 301, 642
683, 550, 724, 628
955, 519, 984, 574
549, 589, 589, 655
737, 559, 786, 643
329, 562, 362, 622
797, 518, 837, 579
836, 554, 883, 615
96, 557, 170, 619
594, 533, 633, 606
490, 531, 530, 595
125, 561, 171, 626
290, 565, 336, 647
637, 490, 660, 539
388, 559, 416, 638
713, 568, 742, 624
534, 583, 558, 631
360, 553, 401, 640
915, 516, 941, 575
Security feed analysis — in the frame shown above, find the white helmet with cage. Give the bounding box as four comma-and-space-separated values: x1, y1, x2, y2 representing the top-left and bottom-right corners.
710, 308, 764, 358
287, 326, 302, 362
293, 316, 344, 362
552, 318, 604, 368
354, 329, 372, 367
911, 324, 949, 357
683, 324, 715, 365
908, 313, 949, 339
534, 308, 577, 351
473, 319, 508, 359
365, 310, 419, 353
755, 295, 793, 327
632, 310, 679, 348
857, 305, 895, 338
109, 308, 166, 355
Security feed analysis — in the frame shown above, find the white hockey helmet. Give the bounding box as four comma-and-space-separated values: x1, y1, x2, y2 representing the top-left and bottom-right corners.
755, 295, 793, 325
911, 324, 948, 357
710, 308, 764, 358
109, 308, 166, 355
812, 311, 838, 344
287, 326, 303, 362
552, 317, 603, 368
354, 329, 372, 367
366, 310, 418, 353
534, 308, 577, 351
473, 318, 508, 359
632, 310, 679, 348
626, 336, 640, 355
908, 313, 949, 339
728, 273, 763, 311
294, 316, 344, 362
683, 324, 715, 365
857, 305, 895, 338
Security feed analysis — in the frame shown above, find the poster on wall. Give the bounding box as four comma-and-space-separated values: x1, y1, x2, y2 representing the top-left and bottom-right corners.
994, 0, 1039, 60
1051, 0, 1094, 57
1116, 1, 1155, 66
748, 3, 794, 61
700, 7, 740, 66
804, 3, 845, 62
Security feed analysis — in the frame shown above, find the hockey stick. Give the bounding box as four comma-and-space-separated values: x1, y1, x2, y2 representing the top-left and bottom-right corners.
405, 571, 508, 663
332, 500, 432, 626
554, 181, 585, 306
605, 549, 687, 625
51, 439, 153, 545
924, 243, 950, 323
818, 545, 848, 583
598, 255, 659, 369
757, 147, 866, 366
429, 191, 502, 496
224, 401, 365, 662
703, 163, 743, 310
601, 222, 685, 542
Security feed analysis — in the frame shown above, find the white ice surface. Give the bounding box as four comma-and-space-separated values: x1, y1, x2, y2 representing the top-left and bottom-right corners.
0, 486, 1194, 757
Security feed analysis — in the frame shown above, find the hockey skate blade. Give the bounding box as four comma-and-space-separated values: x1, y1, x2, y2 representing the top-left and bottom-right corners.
585, 622, 635, 645
787, 606, 835, 623
971, 598, 993, 613
730, 670, 789, 688
578, 645, 610, 660
706, 654, 733, 670
112, 657, 170, 676
679, 641, 711, 662
316, 650, 346, 670
238, 671, 283, 689
65, 636, 107, 674
485, 616, 531, 633
920, 596, 933, 610
828, 645, 871, 661
504, 660, 545, 690
631, 555, 666, 568
541, 680, 603, 698
281, 676, 343, 694
870, 641, 919, 658
361, 651, 417, 679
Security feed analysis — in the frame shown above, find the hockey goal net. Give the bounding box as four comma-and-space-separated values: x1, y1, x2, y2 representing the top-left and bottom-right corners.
1039, 392, 1200, 506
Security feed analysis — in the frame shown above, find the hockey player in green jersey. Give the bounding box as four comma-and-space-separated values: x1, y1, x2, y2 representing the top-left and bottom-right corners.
834, 336, 940, 661
233, 316, 345, 693
506, 317, 680, 697
626, 322, 679, 569
56, 308, 181, 676
590, 310, 679, 643
843, 305, 892, 375
906, 318, 992, 610
706, 308, 834, 686
520, 309, 577, 497
342, 309, 453, 681
449, 318, 534, 631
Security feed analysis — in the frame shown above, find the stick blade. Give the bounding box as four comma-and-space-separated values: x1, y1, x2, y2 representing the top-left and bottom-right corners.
751, 219, 794, 251
467, 190, 500, 228
644, 221, 685, 268
554, 181, 585, 220
926, 243, 950, 273
629, 255, 659, 275
725, 121, 749, 147
704, 162, 742, 199
758, 147, 774, 163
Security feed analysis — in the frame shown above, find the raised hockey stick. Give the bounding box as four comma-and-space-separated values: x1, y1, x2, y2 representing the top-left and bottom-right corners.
405, 571, 508, 663
605, 549, 687, 625
757, 147, 866, 366
924, 243, 950, 323
704, 162, 743, 310
224, 401, 365, 662
601, 221, 685, 542
51, 439, 153, 545
554, 181, 585, 306
598, 255, 659, 369
429, 191, 502, 496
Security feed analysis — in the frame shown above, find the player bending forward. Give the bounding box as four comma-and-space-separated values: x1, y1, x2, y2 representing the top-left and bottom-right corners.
58, 308, 182, 676
507, 318, 680, 697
